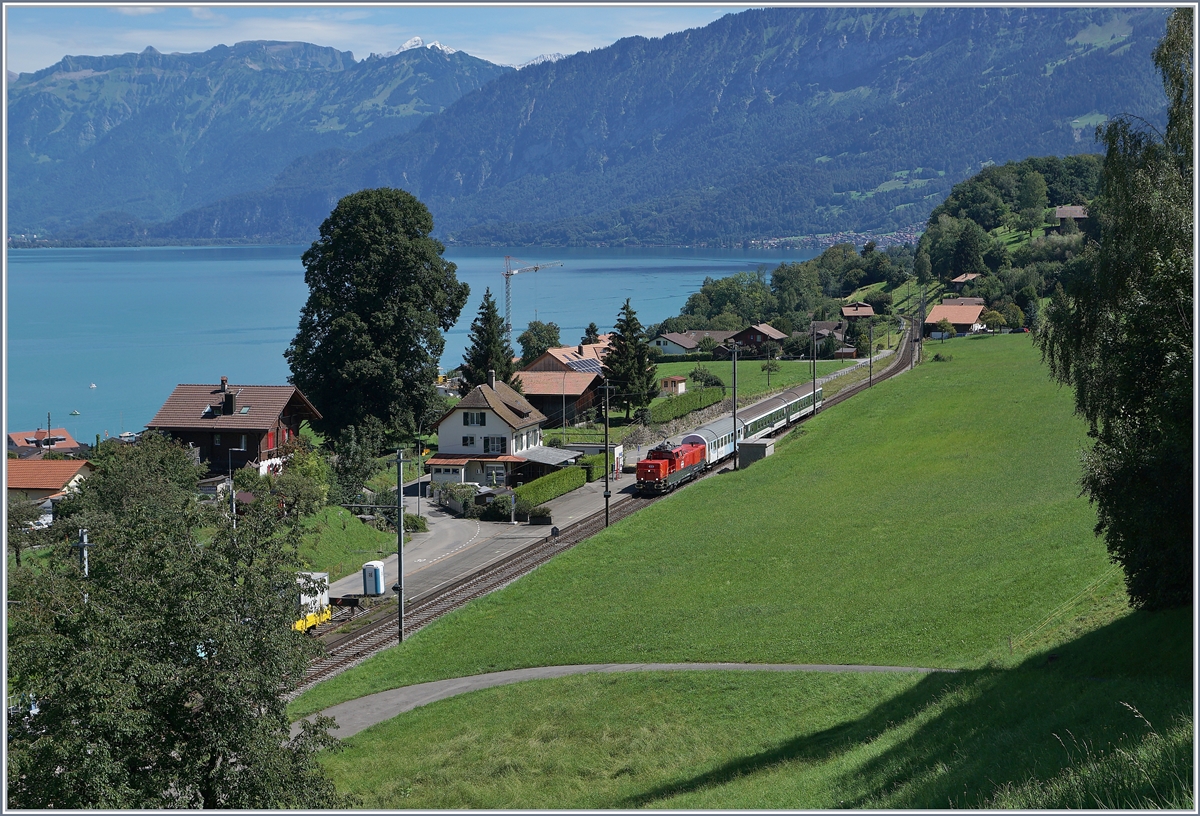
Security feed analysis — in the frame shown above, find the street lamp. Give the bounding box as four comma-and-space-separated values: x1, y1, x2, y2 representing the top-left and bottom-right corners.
228, 444, 246, 518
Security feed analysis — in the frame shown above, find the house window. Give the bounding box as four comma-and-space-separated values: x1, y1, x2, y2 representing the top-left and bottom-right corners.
213, 433, 221, 446
240, 434, 248, 450
463, 411, 486, 426
483, 436, 507, 454
462, 435, 475, 447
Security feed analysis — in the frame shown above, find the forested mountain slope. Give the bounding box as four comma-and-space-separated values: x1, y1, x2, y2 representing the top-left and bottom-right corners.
6, 40, 512, 233
11, 7, 1170, 246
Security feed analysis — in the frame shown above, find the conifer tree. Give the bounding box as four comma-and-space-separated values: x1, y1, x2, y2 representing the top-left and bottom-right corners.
459, 289, 520, 394
582, 322, 601, 344
602, 299, 657, 419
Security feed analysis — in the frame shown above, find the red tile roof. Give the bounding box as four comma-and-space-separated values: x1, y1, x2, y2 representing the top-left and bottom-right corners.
436, 380, 547, 432
841, 302, 876, 319
146, 382, 320, 432
511, 370, 600, 396
925, 304, 985, 326
8, 428, 79, 450
7, 460, 92, 491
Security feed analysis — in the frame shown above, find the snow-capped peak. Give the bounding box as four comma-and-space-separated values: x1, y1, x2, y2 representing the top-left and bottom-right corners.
515, 53, 566, 70
372, 37, 458, 59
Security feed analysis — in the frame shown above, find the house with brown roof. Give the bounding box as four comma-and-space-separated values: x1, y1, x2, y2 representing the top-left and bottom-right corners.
511, 370, 602, 426
145, 376, 321, 476
651, 330, 739, 356
7, 459, 93, 503
522, 335, 613, 373
723, 323, 788, 355
950, 273, 981, 291
924, 304, 986, 337
7, 427, 82, 459
427, 371, 579, 487
1055, 205, 1088, 221
841, 302, 875, 321
941, 296, 986, 306
660, 375, 688, 397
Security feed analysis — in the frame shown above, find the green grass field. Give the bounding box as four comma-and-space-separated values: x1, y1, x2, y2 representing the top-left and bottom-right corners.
298, 506, 399, 581
653, 359, 855, 402
293, 334, 1191, 807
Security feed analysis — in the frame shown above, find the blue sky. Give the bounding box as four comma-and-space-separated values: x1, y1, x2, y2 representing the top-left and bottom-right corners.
5, 4, 757, 75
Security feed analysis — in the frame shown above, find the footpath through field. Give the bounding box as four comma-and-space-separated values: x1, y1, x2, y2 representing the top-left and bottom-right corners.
291, 661, 953, 740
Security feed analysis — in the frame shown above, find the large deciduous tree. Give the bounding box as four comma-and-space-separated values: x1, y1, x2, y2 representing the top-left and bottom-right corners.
460, 288, 520, 394
285, 188, 469, 441
7, 432, 344, 808
518, 320, 562, 367
603, 299, 658, 419
1036, 9, 1192, 610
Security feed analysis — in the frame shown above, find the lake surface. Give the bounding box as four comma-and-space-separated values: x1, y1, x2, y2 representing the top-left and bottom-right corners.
5, 244, 817, 443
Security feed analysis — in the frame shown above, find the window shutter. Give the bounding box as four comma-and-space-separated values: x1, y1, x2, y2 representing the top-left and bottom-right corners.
464, 413, 469, 426
480, 413, 486, 426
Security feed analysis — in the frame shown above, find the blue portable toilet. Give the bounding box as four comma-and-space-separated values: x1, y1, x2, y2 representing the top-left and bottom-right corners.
362, 560, 385, 596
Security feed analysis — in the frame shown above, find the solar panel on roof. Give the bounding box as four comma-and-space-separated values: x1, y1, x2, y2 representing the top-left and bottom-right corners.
566, 358, 603, 373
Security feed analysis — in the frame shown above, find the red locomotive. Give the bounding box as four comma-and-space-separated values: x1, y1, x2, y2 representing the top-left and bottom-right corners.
635, 442, 707, 495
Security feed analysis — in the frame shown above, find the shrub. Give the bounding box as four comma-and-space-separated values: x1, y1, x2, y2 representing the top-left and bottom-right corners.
579, 453, 609, 482
514, 466, 586, 508
403, 513, 427, 533
932, 353, 954, 362
529, 505, 552, 519
650, 386, 726, 423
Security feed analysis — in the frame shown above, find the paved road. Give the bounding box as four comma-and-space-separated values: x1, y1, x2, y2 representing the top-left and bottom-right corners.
327, 477, 639, 600
291, 662, 952, 740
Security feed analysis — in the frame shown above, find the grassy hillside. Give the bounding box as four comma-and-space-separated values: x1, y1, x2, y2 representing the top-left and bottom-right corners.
298, 506, 397, 582
292, 334, 1191, 807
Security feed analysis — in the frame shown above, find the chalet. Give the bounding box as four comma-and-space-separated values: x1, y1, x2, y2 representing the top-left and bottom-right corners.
924, 304, 985, 337
660, 375, 687, 397
651, 330, 739, 356
7, 459, 93, 503
729, 323, 788, 352
510, 370, 602, 426
841, 302, 875, 321
949, 273, 981, 291
426, 371, 579, 487
146, 376, 321, 476
7, 428, 82, 459
522, 335, 612, 374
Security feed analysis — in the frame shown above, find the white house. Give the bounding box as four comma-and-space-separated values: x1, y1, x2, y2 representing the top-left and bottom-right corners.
425, 371, 578, 487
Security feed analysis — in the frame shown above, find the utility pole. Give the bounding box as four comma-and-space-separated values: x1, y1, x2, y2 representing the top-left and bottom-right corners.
73, 528, 94, 604
731, 341, 740, 470
869, 321, 874, 387
393, 448, 406, 642
812, 321, 817, 414
601, 382, 613, 526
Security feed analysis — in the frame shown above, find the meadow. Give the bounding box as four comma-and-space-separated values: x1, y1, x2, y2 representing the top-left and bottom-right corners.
290, 334, 1191, 807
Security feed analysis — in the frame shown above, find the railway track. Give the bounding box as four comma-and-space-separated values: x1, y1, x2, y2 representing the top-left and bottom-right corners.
293, 319, 920, 696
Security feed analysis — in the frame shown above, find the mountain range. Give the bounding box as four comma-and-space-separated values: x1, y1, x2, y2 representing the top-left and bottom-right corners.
7, 7, 1171, 246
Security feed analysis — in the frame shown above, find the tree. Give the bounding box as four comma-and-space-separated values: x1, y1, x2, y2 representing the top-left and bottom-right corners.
914, 250, 932, 286
285, 188, 469, 442
459, 288, 519, 394
517, 320, 561, 367
935, 317, 956, 342
761, 343, 781, 387
582, 322, 601, 344
697, 335, 719, 354
7, 493, 42, 567
1003, 302, 1024, 331
1017, 170, 1049, 237
951, 221, 989, 280
6, 432, 344, 808
328, 422, 384, 504
602, 299, 657, 420
1036, 9, 1192, 610
862, 289, 893, 315
981, 309, 1005, 334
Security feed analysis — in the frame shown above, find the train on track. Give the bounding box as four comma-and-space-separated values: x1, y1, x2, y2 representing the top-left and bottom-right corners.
636, 382, 823, 495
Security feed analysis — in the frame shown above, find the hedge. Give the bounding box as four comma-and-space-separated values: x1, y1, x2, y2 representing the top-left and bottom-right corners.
649, 386, 726, 424
579, 453, 609, 482
514, 466, 586, 510
652, 352, 715, 364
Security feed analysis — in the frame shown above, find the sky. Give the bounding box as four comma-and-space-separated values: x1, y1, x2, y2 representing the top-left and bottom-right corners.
4, 3, 758, 75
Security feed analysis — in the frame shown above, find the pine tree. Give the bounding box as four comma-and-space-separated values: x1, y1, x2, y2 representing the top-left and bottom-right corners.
582, 322, 601, 344
602, 299, 657, 419
460, 288, 519, 394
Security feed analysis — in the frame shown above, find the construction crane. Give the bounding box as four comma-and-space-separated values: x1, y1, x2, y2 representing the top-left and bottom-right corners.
503, 256, 563, 347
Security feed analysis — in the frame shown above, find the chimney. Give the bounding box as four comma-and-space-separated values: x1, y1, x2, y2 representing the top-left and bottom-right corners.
220, 376, 228, 392
577, 344, 584, 355
487, 369, 496, 389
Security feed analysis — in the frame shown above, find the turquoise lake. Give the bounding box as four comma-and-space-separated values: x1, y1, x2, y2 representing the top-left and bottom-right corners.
5, 244, 817, 443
